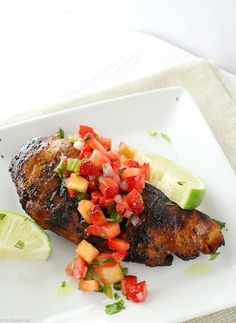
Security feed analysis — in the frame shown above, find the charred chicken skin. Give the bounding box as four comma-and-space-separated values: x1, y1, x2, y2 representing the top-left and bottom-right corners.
9, 136, 224, 267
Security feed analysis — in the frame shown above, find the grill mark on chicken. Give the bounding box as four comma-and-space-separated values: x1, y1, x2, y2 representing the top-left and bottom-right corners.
9, 136, 224, 267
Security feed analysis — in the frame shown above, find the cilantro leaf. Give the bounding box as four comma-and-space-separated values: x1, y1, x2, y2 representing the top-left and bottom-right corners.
105, 299, 125, 315
56, 128, 64, 139
113, 282, 121, 290
209, 252, 221, 261
122, 267, 128, 276
214, 219, 226, 230
61, 280, 67, 288
14, 240, 25, 249
177, 181, 186, 186
149, 129, 158, 137
0, 213, 6, 220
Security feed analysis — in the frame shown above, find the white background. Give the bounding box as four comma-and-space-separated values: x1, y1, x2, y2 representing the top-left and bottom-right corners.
0, 0, 235, 121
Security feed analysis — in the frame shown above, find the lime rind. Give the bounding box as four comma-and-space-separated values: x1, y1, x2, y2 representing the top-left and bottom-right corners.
0, 210, 51, 260
134, 151, 206, 210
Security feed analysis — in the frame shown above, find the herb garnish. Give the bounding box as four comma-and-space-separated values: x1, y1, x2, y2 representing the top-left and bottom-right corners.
149, 129, 158, 137
114, 293, 120, 300
68, 135, 82, 143
0, 213, 6, 220
113, 282, 121, 290
122, 267, 128, 276
161, 132, 172, 143
209, 252, 221, 261
177, 181, 186, 186
214, 219, 226, 230
105, 299, 126, 315
56, 128, 64, 139
14, 240, 25, 249
61, 280, 67, 288
91, 258, 114, 265
66, 158, 79, 173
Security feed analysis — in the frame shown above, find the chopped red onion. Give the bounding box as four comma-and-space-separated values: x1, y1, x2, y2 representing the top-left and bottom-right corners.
73, 140, 84, 151
114, 194, 122, 204
130, 215, 141, 226
123, 209, 133, 219
102, 163, 114, 177
119, 180, 128, 191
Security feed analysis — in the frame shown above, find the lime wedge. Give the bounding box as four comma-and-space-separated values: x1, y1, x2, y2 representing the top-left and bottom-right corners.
134, 151, 206, 210
0, 210, 51, 260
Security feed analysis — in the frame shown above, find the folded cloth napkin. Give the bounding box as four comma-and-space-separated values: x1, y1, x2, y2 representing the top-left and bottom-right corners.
3, 57, 236, 322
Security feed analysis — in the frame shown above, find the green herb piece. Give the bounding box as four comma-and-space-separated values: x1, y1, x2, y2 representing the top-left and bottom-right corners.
54, 156, 67, 177
84, 134, 91, 141
214, 219, 226, 230
176, 97, 179, 101
161, 132, 172, 143
105, 299, 125, 315
149, 129, 158, 136
66, 158, 79, 173
77, 192, 90, 202
68, 135, 82, 143
91, 258, 114, 265
177, 181, 186, 186
107, 211, 122, 223
209, 252, 221, 261
114, 293, 120, 300
79, 158, 89, 163
113, 282, 121, 290
122, 267, 128, 276
0, 213, 6, 220
85, 267, 94, 280
56, 128, 64, 139
97, 177, 104, 184
61, 280, 67, 288
104, 284, 113, 299
97, 285, 104, 293
14, 240, 25, 249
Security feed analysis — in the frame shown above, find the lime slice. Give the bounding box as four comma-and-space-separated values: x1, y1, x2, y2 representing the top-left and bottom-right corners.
134, 151, 206, 210
0, 210, 51, 260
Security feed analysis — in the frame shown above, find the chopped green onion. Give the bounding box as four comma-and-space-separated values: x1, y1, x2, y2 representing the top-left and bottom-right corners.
161, 132, 172, 143
54, 156, 67, 178
61, 280, 67, 288
14, 240, 25, 249
113, 282, 121, 290
56, 128, 64, 139
85, 267, 94, 280
79, 158, 89, 163
114, 293, 120, 300
66, 158, 79, 173
105, 299, 125, 315
149, 129, 158, 136
0, 213, 6, 220
68, 135, 83, 143
122, 267, 128, 276
209, 252, 221, 261
177, 181, 186, 186
104, 284, 113, 299
91, 258, 114, 265
107, 211, 122, 223
214, 219, 226, 230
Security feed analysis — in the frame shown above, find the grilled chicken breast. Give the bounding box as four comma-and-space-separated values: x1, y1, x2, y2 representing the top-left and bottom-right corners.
9, 136, 224, 266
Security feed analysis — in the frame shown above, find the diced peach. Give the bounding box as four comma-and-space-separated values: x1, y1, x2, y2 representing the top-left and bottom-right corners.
118, 142, 136, 159
65, 173, 88, 193
93, 263, 124, 284
79, 279, 100, 292
76, 240, 99, 264
77, 200, 94, 224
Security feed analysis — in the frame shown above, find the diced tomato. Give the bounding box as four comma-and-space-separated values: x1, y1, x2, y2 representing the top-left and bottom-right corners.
79, 160, 100, 176
99, 137, 112, 150
79, 144, 92, 159
72, 255, 88, 279
108, 238, 130, 252
126, 175, 145, 192
121, 275, 137, 296
67, 188, 76, 198
110, 160, 120, 172
65, 262, 74, 276
90, 205, 107, 226
91, 191, 113, 207
127, 281, 147, 303
99, 177, 119, 199
126, 189, 144, 215
123, 159, 140, 168
87, 222, 120, 239
87, 181, 98, 191
78, 125, 95, 137
121, 167, 146, 179
90, 149, 110, 169
106, 151, 120, 161
86, 133, 108, 155
112, 251, 127, 263
116, 196, 129, 214
140, 162, 150, 180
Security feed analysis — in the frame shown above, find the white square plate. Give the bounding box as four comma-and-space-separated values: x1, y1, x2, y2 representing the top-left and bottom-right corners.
0, 87, 236, 323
